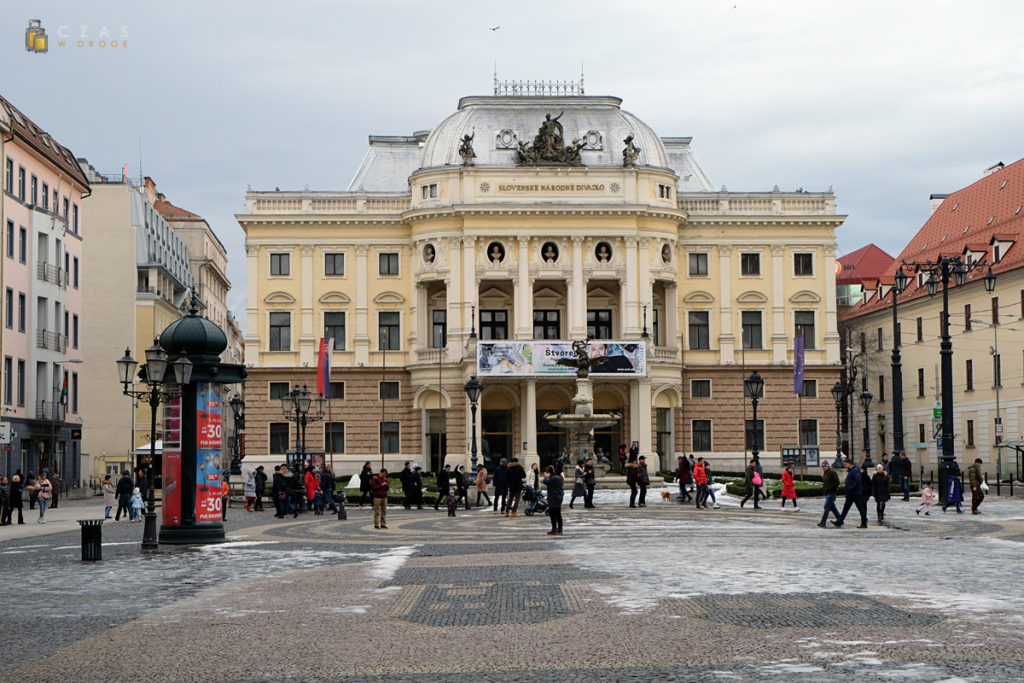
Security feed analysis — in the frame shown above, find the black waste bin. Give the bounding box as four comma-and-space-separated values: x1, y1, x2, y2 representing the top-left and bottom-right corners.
78, 519, 104, 561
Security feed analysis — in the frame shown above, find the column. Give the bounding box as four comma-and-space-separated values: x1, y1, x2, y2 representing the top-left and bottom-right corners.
569, 237, 585, 338
624, 237, 639, 336
244, 244, 259, 360
300, 245, 315, 366
665, 282, 679, 351
515, 236, 532, 339
354, 245, 369, 365
522, 379, 538, 470
718, 246, 735, 363
447, 237, 462, 357
771, 245, 787, 363
637, 238, 652, 339
462, 237, 477, 339
823, 245, 840, 364
415, 283, 428, 350
637, 378, 653, 457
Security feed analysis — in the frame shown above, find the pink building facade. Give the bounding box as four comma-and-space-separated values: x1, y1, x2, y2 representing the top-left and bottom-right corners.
1, 95, 89, 484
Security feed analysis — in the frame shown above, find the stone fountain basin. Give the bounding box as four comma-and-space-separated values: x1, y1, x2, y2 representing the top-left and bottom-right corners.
545, 413, 621, 431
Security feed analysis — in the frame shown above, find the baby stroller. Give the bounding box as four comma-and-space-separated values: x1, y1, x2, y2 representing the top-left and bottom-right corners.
522, 484, 548, 516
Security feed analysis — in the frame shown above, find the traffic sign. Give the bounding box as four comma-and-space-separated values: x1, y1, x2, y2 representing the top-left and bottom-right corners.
0, 423, 10, 444
933, 401, 942, 419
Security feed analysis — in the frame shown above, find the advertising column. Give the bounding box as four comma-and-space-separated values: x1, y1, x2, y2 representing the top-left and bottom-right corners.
195, 382, 223, 522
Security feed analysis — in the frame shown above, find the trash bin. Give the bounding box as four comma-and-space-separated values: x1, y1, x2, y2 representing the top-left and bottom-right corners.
78, 519, 104, 561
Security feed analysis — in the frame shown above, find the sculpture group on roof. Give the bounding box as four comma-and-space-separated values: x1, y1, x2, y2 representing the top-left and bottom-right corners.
515, 112, 586, 167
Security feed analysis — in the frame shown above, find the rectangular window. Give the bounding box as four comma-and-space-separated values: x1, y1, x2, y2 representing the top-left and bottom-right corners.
324, 312, 346, 351
421, 184, 438, 199
62, 197, 68, 218
52, 190, 57, 210
4, 288, 12, 328
324, 252, 344, 276
5, 220, 12, 258
16, 359, 25, 406
17, 293, 25, 332
652, 308, 660, 346
964, 304, 972, 331
688, 311, 710, 350
860, 331, 866, 353
324, 422, 345, 453
877, 327, 884, 351
1020, 289, 1024, 318
795, 311, 815, 349
73, 257, 79, 288
916, 317, 923, 342
328, 381, 344, 399
72, 314, 78, 348
992, 297, 999, 325
72, 204, 79, 233
268, 382, 290, 400
18, 227, 26, 263
379, 381, 400, 400
918, 423, 926, 443
965, 359, 974, 391
966, 419, 975, 448
741, 252, 760, 276
587, 309, 612, 340
4, 157, 11, 193
480, 309, 508, 340
3, 357, 11, 404
30, 175, 37, 205
41, 182, 48, 209
745, 419, 765, 450
794, 253, 813, 276
688, 253, 708, 276
917, 368, 925, 397
380, 421, 400, 453
17, 166, 25, 200
878, 375, 885, 402
432, 310, 447, 348
379, 311, 400, 349
798, 379, 817, 398
269, 252, 290, 276
71, 372, 78, 413
799, 419, 818, 446
741, 311, 762, 350
691, 419, 712, 451
691, 379, 711, 397
269, 423, 290, 454
533, 309, 561, 340
269, 312, 290, 351
993, 353, 1001, 387
378, 252, 399, 275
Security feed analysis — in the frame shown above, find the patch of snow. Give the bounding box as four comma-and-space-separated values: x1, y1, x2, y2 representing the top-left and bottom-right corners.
367, 545, 416, 581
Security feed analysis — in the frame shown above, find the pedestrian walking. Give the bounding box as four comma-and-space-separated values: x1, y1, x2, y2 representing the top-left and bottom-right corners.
433, 464, 452, 511
221, 477, 230, 521
675, 456, 692, 503
446, 490, 457, 516
243, 468, 257, 512
410, 465, 424, 509
102, 474, 115, 519
530, 462, 540, 491
543, 465, 565, 535
454, 465, 471, 510
817, 461, 841, 527
583, 458, 596, 508
399, 462, 414, 509
780, 463, 799, 510
320, 466, 339, 513
739, 458, 764, 509
916, 481, 935, 515
9, 474, 24, 524
304, 467, 319, 511
358, 461, 373, 508
896, 452, 912, 501
115, 470, 133, 521
506, 458, 526, 517
693, 457, 709, 509
50, 472, 61, 509
33, 472, 52, 523
26, 471, 37, 510
474, 466, 492, 507
967, 458, 985, 514
628, 441, 639, 463
637, 456, 650, 507
492, 458, 508, 515
858, 465, 873, 522
129, 486, 145, 522
835, 458, 868, 528
254, 466, 268, 511
136, 470, 148, 504
942, 473, 964, 513
371, 468, 389, 529
625, 460, 639, 508
618, 443, 627, 474
871, 464, 890, 524
0, 476, 9, 525
703, 461, 721, 509
568, 461, 585, 509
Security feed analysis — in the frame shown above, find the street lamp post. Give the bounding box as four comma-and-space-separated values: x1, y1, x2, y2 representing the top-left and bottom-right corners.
117, 340, 193, 550
830, 381, 846, 467
902, 258, 994, 502
744, 371, 764, 459
890, 267, 911, 458
281, 385, 325, 509
860, 390, 874, 468
228, 395, 245, 475
464, 376, 482, 473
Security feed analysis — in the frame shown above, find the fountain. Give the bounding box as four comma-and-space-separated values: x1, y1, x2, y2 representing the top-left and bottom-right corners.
544, 341, 621, 475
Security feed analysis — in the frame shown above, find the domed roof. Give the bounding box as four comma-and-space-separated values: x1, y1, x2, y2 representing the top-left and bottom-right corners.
160, 297, 227, 364
420, 96, 671, 169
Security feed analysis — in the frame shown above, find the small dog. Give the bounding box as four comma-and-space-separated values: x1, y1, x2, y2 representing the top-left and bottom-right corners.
659, 490, 672, 501
446, 492, 457, 517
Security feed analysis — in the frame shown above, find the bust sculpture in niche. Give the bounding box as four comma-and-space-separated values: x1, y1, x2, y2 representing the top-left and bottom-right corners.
595, 242, 612, 263
661, 244, 671, 264
488, 242, 505, 263
542, 242, 559, 263
423, 244, 435, 264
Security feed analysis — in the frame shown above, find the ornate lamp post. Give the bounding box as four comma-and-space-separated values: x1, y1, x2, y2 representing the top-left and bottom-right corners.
744, 371, 764, 458
830, 381, 847, 467
281, 385, 325, 495
228, 395, 245, 475
464, 376, 482, 473
890, 267, 911, 458
117, 340, 193, 550
903, 257, 993, 501
860, 390, 874, 468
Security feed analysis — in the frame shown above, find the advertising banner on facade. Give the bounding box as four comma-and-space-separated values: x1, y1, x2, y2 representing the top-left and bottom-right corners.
195, 382, 223, 522
477, 341, 646, 377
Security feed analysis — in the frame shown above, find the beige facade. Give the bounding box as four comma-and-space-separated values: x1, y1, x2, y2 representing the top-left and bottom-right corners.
238, 92, 844, 476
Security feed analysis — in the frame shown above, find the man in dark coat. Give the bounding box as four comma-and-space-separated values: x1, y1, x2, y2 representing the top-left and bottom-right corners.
543, 465, 565, 535
115, 470, 133, 521
433, 464, 452, 510
818, 461, 841, 528
506, 458, 526, 516
835, 458, 868, 528
320, 466, 338, 513
254, 466, 268, 511
358, 462, 373, 508
50, 472, 61, 508
399, 461, 413, 509
453, 465, 471, 510
897, 452, 912, 501
271, 465, 287, 518
675, 456, 692, 503
410, 465, 424, 509
492, 458, 509, 515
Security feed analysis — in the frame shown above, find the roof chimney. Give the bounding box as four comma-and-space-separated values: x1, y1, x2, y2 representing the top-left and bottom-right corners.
984, 162, 1005, 177
929, 193, 948, 215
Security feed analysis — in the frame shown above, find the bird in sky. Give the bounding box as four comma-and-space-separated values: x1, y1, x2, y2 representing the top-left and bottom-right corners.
490, 26, 500, 31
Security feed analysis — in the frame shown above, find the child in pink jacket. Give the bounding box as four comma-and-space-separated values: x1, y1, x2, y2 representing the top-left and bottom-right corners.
916, 481, 935, 515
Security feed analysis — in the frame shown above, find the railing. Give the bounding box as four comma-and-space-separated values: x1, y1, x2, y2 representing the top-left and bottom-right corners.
36, 261, 69, 288
35, 400, 65, 421
494, 79, 584, 96
416, 348, 447, 363
249, 194, 412, 215
36, 329, 68, 352
650, 346, 679, 361
679, 194, 836, 216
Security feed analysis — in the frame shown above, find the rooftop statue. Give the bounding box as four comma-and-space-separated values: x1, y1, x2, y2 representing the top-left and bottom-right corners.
458, 132, 476, 166
515, 112, 585, 166
622, 134, 640, 167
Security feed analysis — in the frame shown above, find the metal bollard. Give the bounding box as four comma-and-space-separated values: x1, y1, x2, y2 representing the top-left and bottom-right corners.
336, 490, 347, 520
78, 519, 104, 561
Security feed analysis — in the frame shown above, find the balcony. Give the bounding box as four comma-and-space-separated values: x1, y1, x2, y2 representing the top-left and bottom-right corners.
36, 261, 69, 288
36, 329, 68, 352
650, 346, 680, 361
35, 400, 66, 421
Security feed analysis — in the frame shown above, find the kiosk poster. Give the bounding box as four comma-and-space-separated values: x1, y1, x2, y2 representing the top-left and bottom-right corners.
195, 382, 223, 522
161, 396, 182, 525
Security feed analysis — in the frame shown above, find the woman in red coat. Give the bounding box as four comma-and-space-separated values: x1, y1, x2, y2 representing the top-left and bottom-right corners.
780, 463, 799, 510
304, 467, 319, 509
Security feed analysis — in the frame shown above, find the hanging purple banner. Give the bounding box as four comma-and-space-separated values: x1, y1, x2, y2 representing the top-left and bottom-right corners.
793, 336, 805, 394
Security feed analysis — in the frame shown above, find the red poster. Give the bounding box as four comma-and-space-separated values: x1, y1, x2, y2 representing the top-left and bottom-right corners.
162, 396, 182, 525
195, 382, 223, 522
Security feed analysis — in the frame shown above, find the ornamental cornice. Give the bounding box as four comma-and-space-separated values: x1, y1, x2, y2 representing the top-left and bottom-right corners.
682, 215, 846, 228
404, 204, 685, 223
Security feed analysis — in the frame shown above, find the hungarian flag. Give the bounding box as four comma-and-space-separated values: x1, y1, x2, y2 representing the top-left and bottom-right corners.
59, 373, 68, 406
316, 338, 331, 398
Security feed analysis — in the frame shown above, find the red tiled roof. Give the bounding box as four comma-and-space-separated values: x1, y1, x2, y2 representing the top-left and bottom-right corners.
154, 198, 202, 220
844, 157, 1024, 320
0, 94, 90, 191
836, 244, 895, 285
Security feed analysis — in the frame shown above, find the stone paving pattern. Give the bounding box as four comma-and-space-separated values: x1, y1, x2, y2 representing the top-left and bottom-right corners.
1, 493, 1023, 681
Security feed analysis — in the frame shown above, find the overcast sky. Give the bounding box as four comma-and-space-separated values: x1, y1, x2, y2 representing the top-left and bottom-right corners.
6, 1, 1024, 329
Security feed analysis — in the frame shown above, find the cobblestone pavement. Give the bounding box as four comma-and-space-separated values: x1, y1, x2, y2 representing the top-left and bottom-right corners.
2, 491, 1023, 681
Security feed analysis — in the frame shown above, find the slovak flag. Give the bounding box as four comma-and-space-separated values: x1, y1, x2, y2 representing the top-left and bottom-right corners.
316, 338, 331, 398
